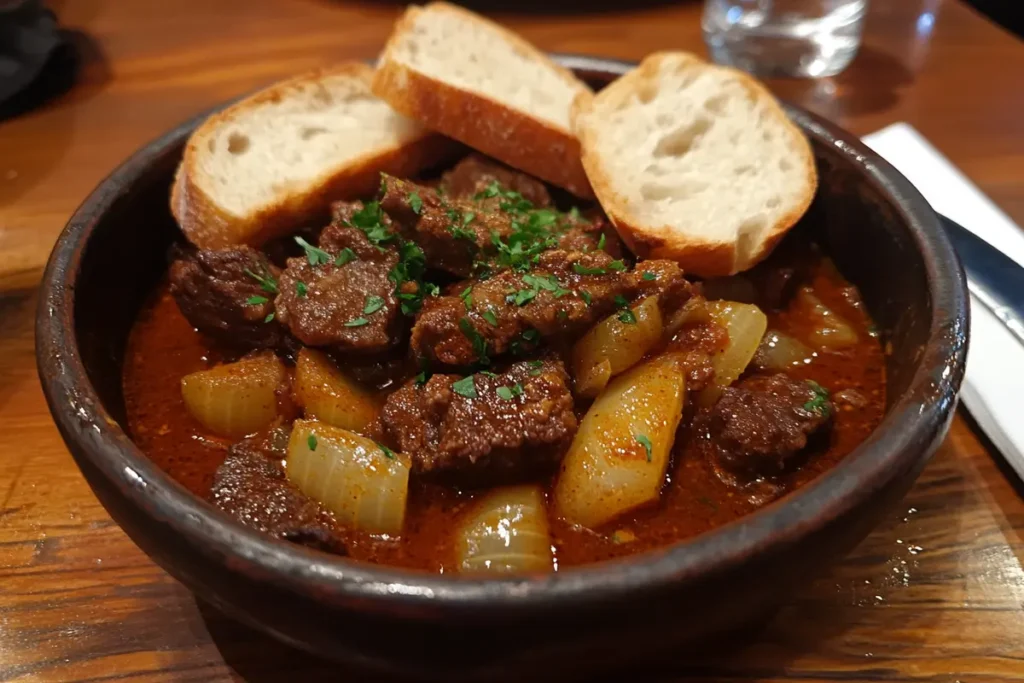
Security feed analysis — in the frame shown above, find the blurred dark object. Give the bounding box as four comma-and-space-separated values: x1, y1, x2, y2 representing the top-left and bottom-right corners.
0, 0, 60, 104
966, 0, 1023, 37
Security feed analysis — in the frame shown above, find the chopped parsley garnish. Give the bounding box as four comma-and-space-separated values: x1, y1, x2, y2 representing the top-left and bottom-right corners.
568, 206, 581, 221
642, 271, 657, 281
511, 288, 537, 306
344, 317, 369, 327
334, 248, 357, 266
363, 295, 385, 315
527, 360, 544, 376
496, 382, 524, 401
346, 201, 394, 248
377, 442, 396, 459
608, 260, 627, 272
475, 181, 533, 214
295, 281, 308, 298
245, 268, 279, 294
414, 359, 431, 386
390, 241, 431, 316
458, 318, 489, 364
580, 291, 592, 306
452, 375, 478, 399
557, 310, 568, 320
307, 434, 318, 451
521, 329, 539, 342
450, 224, 477, 242
479, 370, 499, 378
482, 309, 499, 327
573, 263, 607, 276
803, 380, 831, 416
597, 233, 606, 251
510, 273, 569, 307
409, 192, 423, 215
615, 296, 636, 324
264, 312, 275, 323
459, 286, 473, 310
294, 236, 333, 266
246, 295, 269, 306
635, 434, 653, 462
522, 273, 564, 295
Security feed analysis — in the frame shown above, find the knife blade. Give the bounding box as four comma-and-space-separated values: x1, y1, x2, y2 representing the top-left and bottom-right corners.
939, 213, 1024, 348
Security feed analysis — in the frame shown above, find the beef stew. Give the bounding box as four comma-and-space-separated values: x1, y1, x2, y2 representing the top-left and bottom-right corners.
123, 154, 885, 574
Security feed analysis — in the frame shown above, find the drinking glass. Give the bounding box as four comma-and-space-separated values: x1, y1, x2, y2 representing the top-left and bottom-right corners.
703, 0, 868, 78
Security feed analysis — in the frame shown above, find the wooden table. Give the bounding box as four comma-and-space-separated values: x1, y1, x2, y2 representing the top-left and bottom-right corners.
2, 0, 1023, 680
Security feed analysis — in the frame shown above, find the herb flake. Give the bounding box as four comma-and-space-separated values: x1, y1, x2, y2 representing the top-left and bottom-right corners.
334, 248, 357, 266
452, 375, 478, 399
363, 295, 385, 315
635, 434, 653, 462
245, 268, 279, 294
295, 236, 333, 266
803, 380, 831, 416
344, 317, 369, 327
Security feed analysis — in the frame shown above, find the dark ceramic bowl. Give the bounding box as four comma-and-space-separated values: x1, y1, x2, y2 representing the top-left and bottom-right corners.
36, 55, 968, 679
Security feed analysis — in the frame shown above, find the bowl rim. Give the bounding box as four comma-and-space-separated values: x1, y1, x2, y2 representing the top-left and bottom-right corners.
36, 54, 969, 616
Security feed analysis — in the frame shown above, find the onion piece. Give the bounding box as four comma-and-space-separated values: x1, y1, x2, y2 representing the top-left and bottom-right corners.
456, 485, 553, 574
286, 419, 410, 535
555, 354, 686, 530
572, 296, 663, 398
753, 329, 816, 371
796, 288, 859, 349
697, 301, 768, 407
294, 348, 380, 434
180, 353, 286, 438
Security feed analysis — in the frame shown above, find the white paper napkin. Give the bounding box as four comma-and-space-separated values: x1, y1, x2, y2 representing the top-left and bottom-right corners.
862, 123, 1024, 480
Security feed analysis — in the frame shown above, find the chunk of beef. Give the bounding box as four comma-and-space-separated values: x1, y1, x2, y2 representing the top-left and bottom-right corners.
380, 174, 514, 277
411, 250, 692, 366
210, 428, 346, 555
440, 154, 553, 208
379, 174, 620, 278
555, 211, 624, 258
377, 360, 576, 485
706, 373, 833, 483
274, 222, 403, 353
667, 301, 730, 394
169, 246, 287, 349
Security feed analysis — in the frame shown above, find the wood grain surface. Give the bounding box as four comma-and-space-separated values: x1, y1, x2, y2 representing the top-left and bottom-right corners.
2, 0, 1023, 680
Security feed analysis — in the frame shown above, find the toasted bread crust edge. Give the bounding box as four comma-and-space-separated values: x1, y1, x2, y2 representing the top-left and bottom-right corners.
372, 3, 595, 199
170, 62, 458, 250
574, 51, 818, 277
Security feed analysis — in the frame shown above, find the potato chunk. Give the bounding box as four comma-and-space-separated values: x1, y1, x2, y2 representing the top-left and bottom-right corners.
294, 348, 380, 434
181, 353, 286, 438
555, 354, 686, 529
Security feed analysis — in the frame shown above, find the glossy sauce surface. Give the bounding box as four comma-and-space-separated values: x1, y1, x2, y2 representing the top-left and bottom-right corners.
123, 250, 886, 572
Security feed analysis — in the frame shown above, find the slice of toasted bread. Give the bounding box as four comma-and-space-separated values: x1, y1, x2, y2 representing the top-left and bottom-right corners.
573, 52, 817, 277
171, 62, 457, 249
371, 2, 594, 198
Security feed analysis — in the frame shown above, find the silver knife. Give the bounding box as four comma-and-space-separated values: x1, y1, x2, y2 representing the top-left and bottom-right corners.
939, 213, 1024, 348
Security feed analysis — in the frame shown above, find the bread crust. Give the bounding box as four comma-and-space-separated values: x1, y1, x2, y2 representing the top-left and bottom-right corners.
372, 3, 595, 199
171, 62, 458, 250
574, 52, 818, 277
